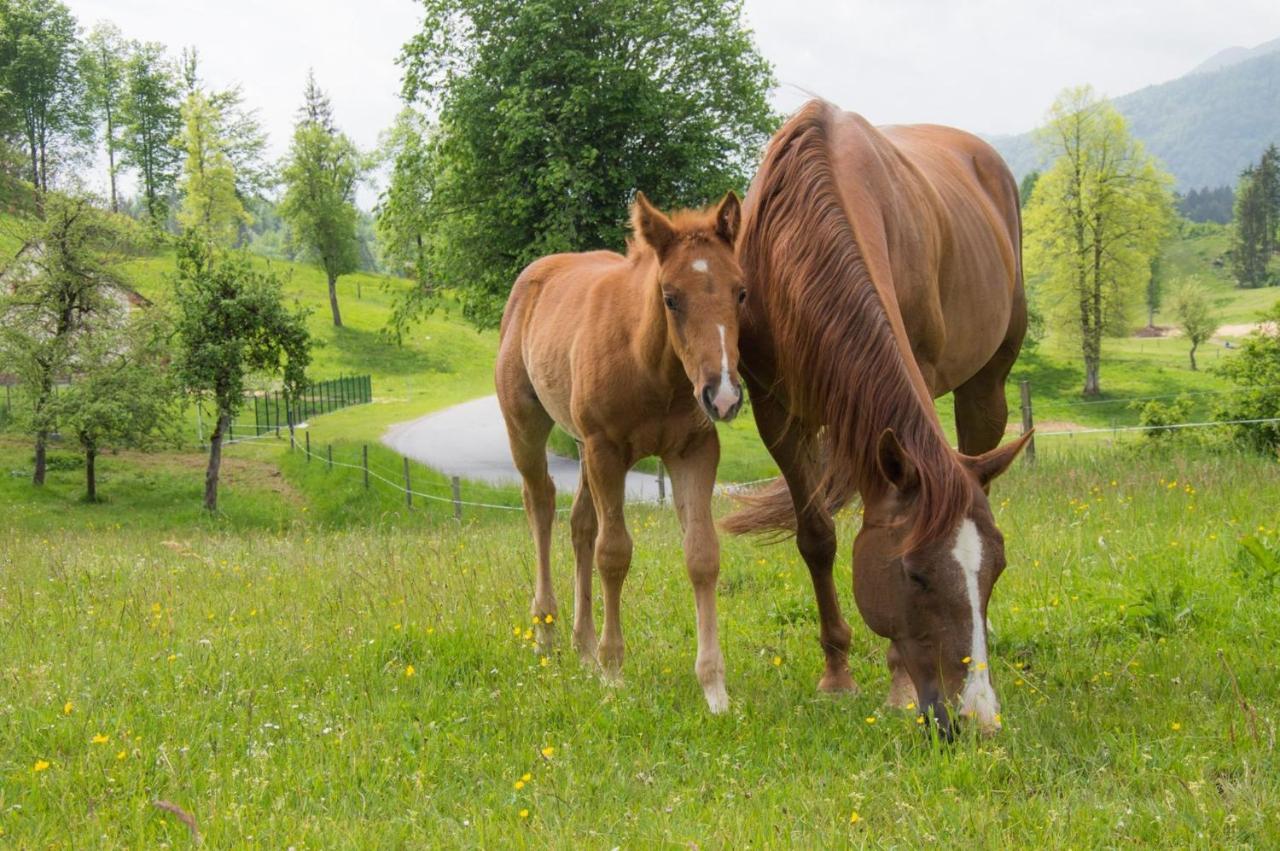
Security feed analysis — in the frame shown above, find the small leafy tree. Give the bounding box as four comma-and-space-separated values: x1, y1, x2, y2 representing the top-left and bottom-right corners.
49, 311, 179, 501
279, 72, 365, 327
1168, 277, 1219, 370
1216, 300, 1280, 454
375, 108, 437, 331
1024, 86, 1175, 396
0, 193, 142, 484
172, 232, 311, 511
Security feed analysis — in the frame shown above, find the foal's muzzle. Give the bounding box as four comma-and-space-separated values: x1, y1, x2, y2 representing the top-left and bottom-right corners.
700, 381, 742, 422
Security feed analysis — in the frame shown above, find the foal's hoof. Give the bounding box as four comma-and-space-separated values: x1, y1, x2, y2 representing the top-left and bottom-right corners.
534, 623, 555, 656
817, 670, 859, 695
703, 683, 730, 715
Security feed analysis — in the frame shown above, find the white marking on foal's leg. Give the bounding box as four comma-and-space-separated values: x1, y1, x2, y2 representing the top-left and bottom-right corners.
691, 258, 709, 273
954, 518, 1000, 731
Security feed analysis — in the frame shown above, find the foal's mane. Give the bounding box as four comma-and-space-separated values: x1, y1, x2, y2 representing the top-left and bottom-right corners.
740, 100, 971, 548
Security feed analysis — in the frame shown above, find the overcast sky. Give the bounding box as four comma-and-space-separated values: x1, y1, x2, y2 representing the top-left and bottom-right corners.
65, 0, 1280, 202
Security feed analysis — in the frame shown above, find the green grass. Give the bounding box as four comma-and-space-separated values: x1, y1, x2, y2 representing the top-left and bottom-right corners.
3, 441, 1278, 846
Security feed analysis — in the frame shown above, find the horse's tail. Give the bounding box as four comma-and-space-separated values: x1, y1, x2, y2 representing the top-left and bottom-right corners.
721, 439, 858, 537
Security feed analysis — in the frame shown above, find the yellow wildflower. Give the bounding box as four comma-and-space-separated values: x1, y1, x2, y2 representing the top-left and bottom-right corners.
116, 750, 127, 760
63, 701, 73, 715
961, 656, 972, 664
772, 656, 782, 667
1171, 722, 1182, 731
519, 808, 530, 819
541, 745, 555, 758
849, 811, 861, 824
540, 656, 550, 668
514, 780, 525, 790
521, 772, 531, 782
865, 716, 876, 725
544, 614, 554, 625
916, 715, 926, 725
404, 664, 416, 678
33, 760, 50, 772
91, 733, 109, 745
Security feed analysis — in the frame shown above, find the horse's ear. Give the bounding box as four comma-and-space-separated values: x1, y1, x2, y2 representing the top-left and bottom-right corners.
715, 191, 741, 245
963, 430, 1033, 488
632, 191, 676, 256
876, 428, 919, 494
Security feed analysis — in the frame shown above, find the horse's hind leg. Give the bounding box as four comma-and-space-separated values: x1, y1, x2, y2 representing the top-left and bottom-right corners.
581, 437, 631, 683
569, 460, 599, 664
497, 373, 558, 653
664, 431, 729, 713
954, 304, 1026, 459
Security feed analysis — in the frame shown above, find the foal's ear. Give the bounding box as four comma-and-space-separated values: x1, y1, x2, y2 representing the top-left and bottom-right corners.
876, 428, 919, 494
632, 191, 677, 256
715, 191, 741, 245
962, 430, 1033, 488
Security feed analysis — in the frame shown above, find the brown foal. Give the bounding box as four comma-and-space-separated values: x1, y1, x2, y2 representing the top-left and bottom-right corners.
495, 192, 746, 713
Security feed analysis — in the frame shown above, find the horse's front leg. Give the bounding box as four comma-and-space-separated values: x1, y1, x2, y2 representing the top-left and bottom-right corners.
664, 431, 729, 713
582, 437, 631, 683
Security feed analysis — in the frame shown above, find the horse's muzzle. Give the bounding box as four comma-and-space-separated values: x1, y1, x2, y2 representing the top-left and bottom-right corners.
701, 381, 742, 422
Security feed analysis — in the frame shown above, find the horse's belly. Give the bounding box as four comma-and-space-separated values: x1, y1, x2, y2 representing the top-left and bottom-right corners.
524, 340, 581, 439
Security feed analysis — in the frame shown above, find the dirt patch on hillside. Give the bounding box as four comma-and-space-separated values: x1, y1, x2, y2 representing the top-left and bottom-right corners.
1005, 421, 1088, 434
1135, 321, 1272, 339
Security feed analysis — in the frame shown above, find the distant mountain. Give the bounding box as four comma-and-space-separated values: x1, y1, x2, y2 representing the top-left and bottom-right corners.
989, 41, 1280, 191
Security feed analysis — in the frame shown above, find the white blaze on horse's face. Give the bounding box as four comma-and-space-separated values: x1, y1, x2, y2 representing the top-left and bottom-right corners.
691, 258, 709, 273
711, 324, 739, 419
953, 518, 1000, 731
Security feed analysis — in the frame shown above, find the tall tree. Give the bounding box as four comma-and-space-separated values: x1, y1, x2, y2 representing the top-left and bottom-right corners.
1168, 278, 1219, 370
1024, 86, 1174, 397
177, 91, 248, 244
279, 72, 364, 327
172, 233, 311, 511
1018, 170, 1040, 209
49, 310, 178, 501
119, 41, 182, 225
0, 0, 89, 209
1231, 165, 1271, 289
376, 108, 438, 335
394, 0, 777, 329
179, 48, 271, 204
81, 22, 129, 212
1257, 144, 1280, 259
0, 193, 143, 484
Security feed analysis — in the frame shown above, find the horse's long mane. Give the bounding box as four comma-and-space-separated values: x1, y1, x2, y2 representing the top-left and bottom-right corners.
731, 101, 971, 549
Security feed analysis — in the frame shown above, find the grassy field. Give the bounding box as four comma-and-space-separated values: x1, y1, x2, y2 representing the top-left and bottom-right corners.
3, 435, 1278, 846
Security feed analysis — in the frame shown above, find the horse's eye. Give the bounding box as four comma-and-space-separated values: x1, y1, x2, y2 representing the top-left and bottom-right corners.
907, 570, 930, 591
663, 294, 678, 310
737, 289, 747, 304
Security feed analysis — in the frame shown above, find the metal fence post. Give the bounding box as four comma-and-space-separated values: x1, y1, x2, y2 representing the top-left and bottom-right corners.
451, 476, 462, 522
305, 430, 310, 461
1019, 379, 1036, 465
362, 444, 369, 489
404, 457, 412, 509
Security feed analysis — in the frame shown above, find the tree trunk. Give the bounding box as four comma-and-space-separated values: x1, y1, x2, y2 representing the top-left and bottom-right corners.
1083, 357, 1101, 397
204, 412, 229, 512
85, 446, 97, 502
328, 271, 343, 327
33, 431, 47, 486
1189, 342, 1198, 371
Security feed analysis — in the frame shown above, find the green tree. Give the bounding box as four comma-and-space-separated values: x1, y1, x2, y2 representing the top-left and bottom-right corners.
1024, 86, 1174, 396
81, 22, 129, 212
177, 91, 248, 244
1257, 144, 1280, 258
395, 0, 777, 329
279, 72, 364, 327
0, 193, 143, 484
375, 107, 437, 330
49, 310, 179, 501
1216, 300, 1280, 453
1168, 277, 1219, 370
1231, 165, 1271, 288
172, 233, 311, 511
180, 49, 271, 204
1018, 169, 1040, 208
119, 41, 182, 225
0, 0, 89, 208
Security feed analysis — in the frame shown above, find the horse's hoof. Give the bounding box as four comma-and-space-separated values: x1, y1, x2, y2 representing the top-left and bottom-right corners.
817, 671, 859, 695
703, 684, 730, 714
884, 676, 919, 710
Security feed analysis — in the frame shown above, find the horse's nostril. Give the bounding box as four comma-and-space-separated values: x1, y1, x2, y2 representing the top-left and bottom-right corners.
701, 385, 716, 414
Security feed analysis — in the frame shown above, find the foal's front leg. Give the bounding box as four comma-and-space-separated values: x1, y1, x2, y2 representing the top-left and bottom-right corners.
664, 432, 729, 713
582, 438, 631, 682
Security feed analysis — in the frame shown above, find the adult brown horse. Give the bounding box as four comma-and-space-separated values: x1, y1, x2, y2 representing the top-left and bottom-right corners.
725, 100, 1031, 736
496, 192, 746, 713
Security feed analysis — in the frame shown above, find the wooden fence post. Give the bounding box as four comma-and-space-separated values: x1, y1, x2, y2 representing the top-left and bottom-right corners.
1019, 379, 1036, 465
362, 444, 369, 489
451, 476, 462, 522
656, 461, 665, 505
305, 430, 310, 461
403, 457, 412, 509
327, 444, 333, 470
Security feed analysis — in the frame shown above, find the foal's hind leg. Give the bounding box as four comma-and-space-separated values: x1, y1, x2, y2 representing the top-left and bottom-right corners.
497, 383, 559, 654
664, 430, 729, 713
569, 461, 599, 664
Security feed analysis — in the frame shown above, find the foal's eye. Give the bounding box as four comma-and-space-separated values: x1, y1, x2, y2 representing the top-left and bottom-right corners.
663, 294, 678, 310
737, 289, 748, 304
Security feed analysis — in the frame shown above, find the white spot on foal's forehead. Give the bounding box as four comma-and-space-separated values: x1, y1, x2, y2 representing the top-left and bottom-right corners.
691, 258, 709, 273
954, 518, 1000, 730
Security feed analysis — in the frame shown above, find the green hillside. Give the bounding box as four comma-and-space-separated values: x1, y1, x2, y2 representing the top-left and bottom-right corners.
991, 46, 1280, 189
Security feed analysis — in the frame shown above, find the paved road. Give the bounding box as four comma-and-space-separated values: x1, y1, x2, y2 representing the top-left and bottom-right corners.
382, 395, 663, 502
